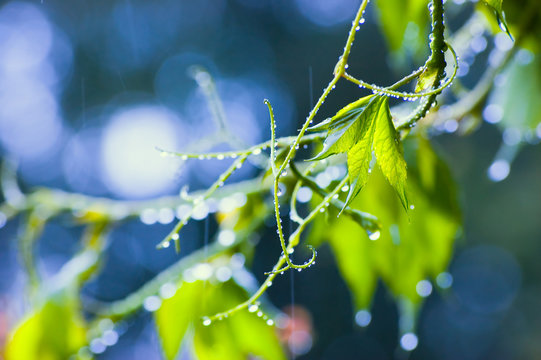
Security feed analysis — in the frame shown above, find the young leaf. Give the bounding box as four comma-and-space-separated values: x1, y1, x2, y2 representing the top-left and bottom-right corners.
310, 95, 376, 160
415, 64, 440, 93
311, 95, 408, 209
5, 289, 87, 360
154, 276, 286, 360
344, 127, 375, 206
489, 53, 541, 133
308, 136, 461, 327
482, 0, 512, 39
155, 281, 204, 360
373, 97, 408, 210
375, 0, 429, 56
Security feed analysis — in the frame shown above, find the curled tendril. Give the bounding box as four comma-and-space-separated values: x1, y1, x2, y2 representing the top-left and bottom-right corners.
342, 41, 458, 100
264, 245, 317, 275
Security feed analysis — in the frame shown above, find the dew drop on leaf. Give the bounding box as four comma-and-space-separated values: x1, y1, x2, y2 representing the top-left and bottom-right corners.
367, 230, 380, 241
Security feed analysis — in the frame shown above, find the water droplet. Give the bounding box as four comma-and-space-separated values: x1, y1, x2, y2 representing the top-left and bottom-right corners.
253, 148, 262, 155
202, 317, 212, 326
216, 266, 233, 282
143, 296, 162, 312
217, 154, 225, 160
483, 104, 503, 124
297, 268, 302, 272
162, 241, 170, 248
218, 229, 236, 246
416, 280, 433, 297
159, 283, 177, 299
436, 272, 453, 289
296, 187, 313, 203
101, 329, 119, 346
140, 208, 158, 225
181, 155, 188, 160
488, 159, 510, 182
267, 319, 274, 326
400, 332, 418, 351
257, 311, 264, 317
367, 230, 380, 241
341, 185, 349, 192
248, 304, 259, 313
359, 18, 365, 24
409, 205, 415, 210
267, 281, 273, 286
355, 310, 372, 327
90, 339, 106, 354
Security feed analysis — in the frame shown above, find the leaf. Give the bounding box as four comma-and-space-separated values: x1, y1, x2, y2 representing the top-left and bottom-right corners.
488, 53, 541, 133
415, 64, 440, 93
311, 95, 408, 209
155, 282, 204, 360
375, 0, 429, 57
373, 97, 408, 210
309, 136, 461, 330
310, 95, 376, 160
482, 0, 512, 39
154, 276, 286, 360
5, 288, 87, 360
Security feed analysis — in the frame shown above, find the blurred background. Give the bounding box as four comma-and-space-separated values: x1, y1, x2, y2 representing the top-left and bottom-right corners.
0, 0, 540, 359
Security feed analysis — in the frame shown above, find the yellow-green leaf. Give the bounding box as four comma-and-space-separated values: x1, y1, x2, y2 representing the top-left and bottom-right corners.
5, 289, 87, 360
373, 97, 408, 210
155, 281, 204, 360
309, 136, 461, 331
415, 64, 440, 93
482, 0, 512, 38
375, 0, 429, 57
154, 278, 286, 360
489, 53, 541, 133
310, 95, 376, 160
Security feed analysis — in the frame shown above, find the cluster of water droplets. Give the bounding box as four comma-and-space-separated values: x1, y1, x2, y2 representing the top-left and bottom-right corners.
201, 300, 275, 327
76, 318, 125, 357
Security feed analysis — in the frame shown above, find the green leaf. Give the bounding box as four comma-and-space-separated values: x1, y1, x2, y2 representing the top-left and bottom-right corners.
5, 288, 87, 360
310, 95, 376, 160
489, 53, 541, 133
309, 136, 461, 331
311, 95, 408, 209
415, 64, 440, 93
482, 0, 512, 39
155, 281, 204, 360
373, 97, 408, 210
154, 275, 286, 360
375, 0, 429, 57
